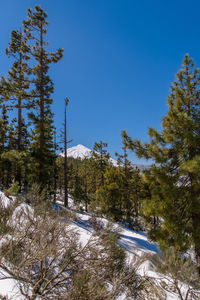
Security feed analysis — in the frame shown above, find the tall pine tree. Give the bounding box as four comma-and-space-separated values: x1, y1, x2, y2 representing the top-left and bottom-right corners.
122, 55, 200, 274
0, 105, 9, 188
23, 6, 63, 189
0, 29, 31, 189
92, 141, 110, 187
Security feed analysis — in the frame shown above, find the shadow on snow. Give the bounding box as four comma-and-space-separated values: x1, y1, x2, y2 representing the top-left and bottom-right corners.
119, 233, 159, 254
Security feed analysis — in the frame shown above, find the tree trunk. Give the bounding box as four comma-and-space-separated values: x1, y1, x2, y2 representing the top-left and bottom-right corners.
16, 35, 23, 191
39, 24, 45, 187
64, 99, 68, 207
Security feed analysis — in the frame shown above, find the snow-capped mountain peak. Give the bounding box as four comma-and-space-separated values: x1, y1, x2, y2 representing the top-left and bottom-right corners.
60, 144, 118, 165
60, 144, 92, 160
60, 144, 147, 169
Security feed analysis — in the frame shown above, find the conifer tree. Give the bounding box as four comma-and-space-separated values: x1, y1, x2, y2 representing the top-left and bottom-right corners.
23, 6, 63, 189
71, 172, 88, 210
0, 105, 9, 188
4, 29, 31, 149
0, 29, 31, 189
0, 115, 30, 190
92, 141, 110, 187
69, 157, 88, 211
130, 167, 144, 219
0, 105, 8, 154
96, 166, 123, 220
80, 157, 91, 211
116, 136, 134, 223
56, 155, 65, 194
122, 55, 200, 274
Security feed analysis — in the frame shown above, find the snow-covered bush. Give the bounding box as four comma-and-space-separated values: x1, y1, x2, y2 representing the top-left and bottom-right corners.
0, 200, 146, 300
151, 247, 200, 300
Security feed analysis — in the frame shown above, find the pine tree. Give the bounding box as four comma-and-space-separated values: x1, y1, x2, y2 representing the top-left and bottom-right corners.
152, 247, 200, 299
122, 55, 200, 274
23, 6, 63, 189
71, 173, 88, 210
96, 166, 123, 220
4, 29, 31, 149
0, 105, 9, 188
130, 167, 143, 219
0, 105, 8, 154
0, 29, 31, 189
80, 158, 91, 211
0, 116, 30, 190
92, 141, 110, 187
116, 136, 134, 223
71, 157, 91, 211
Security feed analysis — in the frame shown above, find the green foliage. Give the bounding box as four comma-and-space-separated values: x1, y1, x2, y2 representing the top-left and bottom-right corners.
24, 183, 49, 210
0, 5, 64, 194
92, 141, 110, 188
71, 174, 89, 209
153, 248, 199, 286
96, 167, 123, 220
5, 181, 20, 196
71, 270, 107, 300
97, 223, 126, 272
123, 55, 200, 271
0, 202, 13, 235
1, 240, 24, 266
0, 196, 146, 300
1, 150, 30, 190
151, 247, 200, 299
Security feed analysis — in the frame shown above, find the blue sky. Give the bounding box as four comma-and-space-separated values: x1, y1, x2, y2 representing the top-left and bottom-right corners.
1, 0, 200, 163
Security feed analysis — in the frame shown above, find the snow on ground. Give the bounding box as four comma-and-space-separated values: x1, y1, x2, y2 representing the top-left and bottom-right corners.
0, 191, 14, 208
0, 192, 23, 299
0, 269, 24, 300
71, 210, 159, 257
0, 192, 195, 299
68, 211, 190, 300
10, 203, 34, 230
119, 225, 159, 256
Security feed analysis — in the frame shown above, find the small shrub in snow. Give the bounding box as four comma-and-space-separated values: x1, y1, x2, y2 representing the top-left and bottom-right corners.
0, 197, 16, 235
0, 200, 147, 300
89, 215, 104, 232
5, 182, 20, 197
151, 247, 200, 300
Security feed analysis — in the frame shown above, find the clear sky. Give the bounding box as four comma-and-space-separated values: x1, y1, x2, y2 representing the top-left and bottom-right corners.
1, 0, 200, 163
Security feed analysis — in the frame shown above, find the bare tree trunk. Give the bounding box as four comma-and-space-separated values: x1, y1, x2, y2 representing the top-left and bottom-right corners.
53, 131, 57, 203
16, 31, 23, 191
64, 98, 69, 207
39, 24, 44, 186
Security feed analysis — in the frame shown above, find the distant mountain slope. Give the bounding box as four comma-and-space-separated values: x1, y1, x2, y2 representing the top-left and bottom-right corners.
60, 144, 148, 170
60, 144, 92, 160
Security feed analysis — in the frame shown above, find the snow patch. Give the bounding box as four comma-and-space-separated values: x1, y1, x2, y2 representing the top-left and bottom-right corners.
10, 203, 34, 229
0, 191, 13, 208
